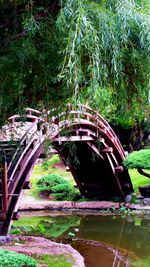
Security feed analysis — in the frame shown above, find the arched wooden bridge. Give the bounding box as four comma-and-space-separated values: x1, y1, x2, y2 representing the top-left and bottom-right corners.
0, 105, 133, 235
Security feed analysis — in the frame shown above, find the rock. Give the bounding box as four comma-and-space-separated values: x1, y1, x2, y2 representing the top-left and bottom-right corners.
124, 195, 132, 203
143, 198, 150, 205
136, 195, 144, 199
139, 185, 150, 198
144, 214, 150, 220
134, 200, 141, 204
5, 236, 11, 242
126, 216, 133, 223
0, 235, 12, 244
74, 201, 119, 209
0, 236, 85, 267
12, 237, 19, 243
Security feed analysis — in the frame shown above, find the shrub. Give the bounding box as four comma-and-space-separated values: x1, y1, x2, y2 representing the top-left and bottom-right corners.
124, 149, 150, 170
0, 249, 36, 267
124, 149, 150, 179
36, 174, 80, 201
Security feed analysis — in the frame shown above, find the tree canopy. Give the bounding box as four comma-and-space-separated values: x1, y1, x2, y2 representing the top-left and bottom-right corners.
0, 0, 149, 126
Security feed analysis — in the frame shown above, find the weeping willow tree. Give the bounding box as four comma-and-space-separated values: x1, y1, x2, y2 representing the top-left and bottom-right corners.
57, 0, 150, 125
0, 0, 149, 127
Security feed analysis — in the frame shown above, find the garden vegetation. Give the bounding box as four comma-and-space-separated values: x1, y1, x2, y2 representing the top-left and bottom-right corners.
124, 149, 150, 178
36, 173, 80, 200
0, 249, 36, 267
0, 0, 149, 130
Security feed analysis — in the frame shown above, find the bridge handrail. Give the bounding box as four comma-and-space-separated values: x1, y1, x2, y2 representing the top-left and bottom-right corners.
7, 104, 125, 173
69, 104, 125, 153
7, 120, 40, 172
25, 108, 42, 116
8, 125, 45, 193
7, 108, 44, 172
42, 104, 125, 157
71, 105, 125, 157
43, 105, 125, 158
49, 116, 125, 159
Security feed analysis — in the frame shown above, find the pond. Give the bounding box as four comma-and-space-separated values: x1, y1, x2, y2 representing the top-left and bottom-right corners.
12, 211, 150, 267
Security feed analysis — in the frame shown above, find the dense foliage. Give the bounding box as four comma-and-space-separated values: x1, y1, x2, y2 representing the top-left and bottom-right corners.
124, 149, 150, 169
0, 249, 36, 267
0, 0, 149, 127
36, 173, 79, 200
124, 149, 150, 179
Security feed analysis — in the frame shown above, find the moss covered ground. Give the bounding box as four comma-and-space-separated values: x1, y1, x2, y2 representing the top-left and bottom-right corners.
34, 254, 73, 267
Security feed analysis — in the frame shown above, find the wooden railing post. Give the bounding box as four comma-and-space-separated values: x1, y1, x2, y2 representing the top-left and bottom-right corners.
1, 155, 8, 212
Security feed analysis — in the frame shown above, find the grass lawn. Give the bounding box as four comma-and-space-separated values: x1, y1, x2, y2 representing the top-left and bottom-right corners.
129, 169, 150, 193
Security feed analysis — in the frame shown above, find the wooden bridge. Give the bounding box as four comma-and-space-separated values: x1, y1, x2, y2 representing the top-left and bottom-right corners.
0, 105, 133, 235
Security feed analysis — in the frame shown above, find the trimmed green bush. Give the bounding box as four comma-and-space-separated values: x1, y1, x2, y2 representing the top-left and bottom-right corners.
124, 149, 150, 169
36, 174, 80, 201
0, 249, 36, 267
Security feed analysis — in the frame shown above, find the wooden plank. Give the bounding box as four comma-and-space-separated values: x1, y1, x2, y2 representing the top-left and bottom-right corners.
23, 181, 31, 190
87, 142, 104, 160
0, 179, 14, 183
0, 211, 7, 221
53, 136, 94, 142
102, 147, 113, 153
115, 166, 124, 173
0, 194, 19, 196
49, 148, 59, 154
106, 153, 124, 196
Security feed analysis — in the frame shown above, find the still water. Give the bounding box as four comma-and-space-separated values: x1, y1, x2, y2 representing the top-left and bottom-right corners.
12, 211, 150, 267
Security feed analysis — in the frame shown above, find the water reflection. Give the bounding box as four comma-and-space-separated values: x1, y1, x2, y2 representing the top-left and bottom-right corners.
70, 214, 150, 267
12, 212, 150, 267
75, 215, 150, 257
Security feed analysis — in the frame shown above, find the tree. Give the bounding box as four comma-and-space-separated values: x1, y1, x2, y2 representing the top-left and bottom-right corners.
0, 0, 61, 124
0, 0, 149, 127
124, 149, 150, 178
57, 0, 150, 124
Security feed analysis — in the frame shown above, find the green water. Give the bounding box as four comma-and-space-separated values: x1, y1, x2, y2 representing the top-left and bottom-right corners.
12, 211, 150, 267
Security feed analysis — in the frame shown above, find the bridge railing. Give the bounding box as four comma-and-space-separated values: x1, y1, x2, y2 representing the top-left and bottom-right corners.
5, 104, 125, 180
42, 104, 125, 159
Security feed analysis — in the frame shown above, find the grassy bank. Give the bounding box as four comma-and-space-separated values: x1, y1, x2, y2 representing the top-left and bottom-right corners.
129, 169, 150, 193
34, 253, 73, 267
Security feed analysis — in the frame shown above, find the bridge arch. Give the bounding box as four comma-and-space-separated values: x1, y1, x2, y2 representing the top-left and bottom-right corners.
0, 105, 133, 235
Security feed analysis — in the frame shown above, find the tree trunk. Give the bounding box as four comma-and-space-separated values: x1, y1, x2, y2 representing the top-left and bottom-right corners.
138, 168, 150, 179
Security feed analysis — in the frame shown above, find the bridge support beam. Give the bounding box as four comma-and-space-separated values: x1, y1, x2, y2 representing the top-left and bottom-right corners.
1, 159, 8, 213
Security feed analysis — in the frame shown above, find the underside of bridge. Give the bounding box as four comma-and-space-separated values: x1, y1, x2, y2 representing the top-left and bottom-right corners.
54, 140, 131, 200
56, 141, 119, 198
0, 105, 133, 235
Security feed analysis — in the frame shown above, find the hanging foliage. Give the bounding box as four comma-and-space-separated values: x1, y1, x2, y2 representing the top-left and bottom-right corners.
57, 0, 150, 123
0, 0, 149, 126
